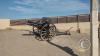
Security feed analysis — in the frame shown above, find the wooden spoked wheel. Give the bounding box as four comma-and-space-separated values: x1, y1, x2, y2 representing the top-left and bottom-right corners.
49, 24, 56, 37
35, 24, 56, 41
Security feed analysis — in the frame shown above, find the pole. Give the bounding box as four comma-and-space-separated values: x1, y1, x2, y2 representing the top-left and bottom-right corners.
90, 0, 99, 56
77, 15, 80, 33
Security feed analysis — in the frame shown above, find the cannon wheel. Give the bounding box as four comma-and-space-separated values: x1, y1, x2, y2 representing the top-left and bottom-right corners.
49, 24, 56, 37
40, 31, 48, 41
35, 28, 48, 41
35, 24, 56, 41
34, 27, 44, 41
35, 36, 43, 41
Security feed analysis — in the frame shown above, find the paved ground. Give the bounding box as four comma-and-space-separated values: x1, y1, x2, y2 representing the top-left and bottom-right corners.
0, 30, 91, 56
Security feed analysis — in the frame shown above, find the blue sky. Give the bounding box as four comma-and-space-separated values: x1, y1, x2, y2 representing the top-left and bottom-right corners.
0, 0, 92, 19
99, 0, 100, 12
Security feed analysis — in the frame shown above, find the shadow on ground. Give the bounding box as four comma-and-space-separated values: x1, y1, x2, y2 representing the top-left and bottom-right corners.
22, 34, 34, 36
22, 31, 68, 36
46, 41, 78, 56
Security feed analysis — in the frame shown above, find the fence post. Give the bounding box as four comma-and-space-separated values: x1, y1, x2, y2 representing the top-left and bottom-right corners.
66, 16, 68, 23
76, 15, 81, 33
57, 16, 58, 24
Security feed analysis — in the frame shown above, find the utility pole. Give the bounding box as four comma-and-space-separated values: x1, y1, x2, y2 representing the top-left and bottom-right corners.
90, 0, 99, 56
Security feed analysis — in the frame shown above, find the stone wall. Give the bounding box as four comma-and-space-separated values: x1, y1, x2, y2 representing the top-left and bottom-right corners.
0, 19, 10, 29
10, 22, 90, 34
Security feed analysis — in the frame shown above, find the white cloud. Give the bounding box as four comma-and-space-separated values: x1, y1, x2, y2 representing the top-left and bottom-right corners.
99, 0, 100, 12
9, 6, 43, 14
9, 0, 89, 15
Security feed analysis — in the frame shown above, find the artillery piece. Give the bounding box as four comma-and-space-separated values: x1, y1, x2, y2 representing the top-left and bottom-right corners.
27, 18, 56, 41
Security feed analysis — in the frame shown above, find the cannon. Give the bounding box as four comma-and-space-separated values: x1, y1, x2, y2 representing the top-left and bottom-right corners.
27, 18, 56, 41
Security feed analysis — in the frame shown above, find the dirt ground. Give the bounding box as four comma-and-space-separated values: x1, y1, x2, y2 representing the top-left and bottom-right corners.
0, 30, 91, 56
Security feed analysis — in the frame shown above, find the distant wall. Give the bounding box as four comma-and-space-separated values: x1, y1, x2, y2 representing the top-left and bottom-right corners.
0, 19, 10, 29
55, 22, 90, 34
10, 22, 90, 34
10, 25, 32, 30
10, 14, 91, 26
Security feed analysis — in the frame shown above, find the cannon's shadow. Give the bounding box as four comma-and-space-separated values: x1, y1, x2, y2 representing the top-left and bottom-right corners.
21, 30, 69, 37
46, 41, 78, 56
22, 34, 34, 36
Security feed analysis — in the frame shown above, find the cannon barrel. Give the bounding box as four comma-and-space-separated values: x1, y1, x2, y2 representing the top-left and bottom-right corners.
27, 20, 43, 28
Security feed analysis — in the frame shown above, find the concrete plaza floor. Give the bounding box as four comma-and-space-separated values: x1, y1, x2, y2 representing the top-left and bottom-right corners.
0, 30, 91, 56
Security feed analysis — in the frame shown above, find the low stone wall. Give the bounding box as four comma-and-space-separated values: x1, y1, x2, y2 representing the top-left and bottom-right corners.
55, 22, 90, 33
10, 25, 33, 31
0, 19, 10, 29
10, 22, 90, 34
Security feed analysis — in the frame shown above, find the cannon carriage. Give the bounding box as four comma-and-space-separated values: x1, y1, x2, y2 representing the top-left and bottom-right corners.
27, 18, 56, 41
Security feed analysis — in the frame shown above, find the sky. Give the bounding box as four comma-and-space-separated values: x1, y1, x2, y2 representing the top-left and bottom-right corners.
0, 0, 95, 19
99, 0, 100, 12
